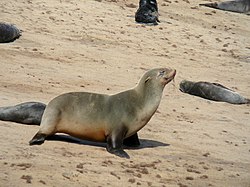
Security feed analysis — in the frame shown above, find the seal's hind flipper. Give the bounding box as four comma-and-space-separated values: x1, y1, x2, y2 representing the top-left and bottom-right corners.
123, 133, 140, 147
29, 132, 47, 145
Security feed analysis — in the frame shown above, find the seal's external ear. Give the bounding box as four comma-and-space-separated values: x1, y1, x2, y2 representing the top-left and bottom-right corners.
145, 77, 151, 83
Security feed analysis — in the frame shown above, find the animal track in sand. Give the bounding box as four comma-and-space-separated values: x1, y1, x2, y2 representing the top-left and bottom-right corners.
10, 163, 32, 170
21, 175, 32, 183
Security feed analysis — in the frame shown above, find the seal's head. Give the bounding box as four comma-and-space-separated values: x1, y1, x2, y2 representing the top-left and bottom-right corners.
139, 68, 176, 91
157, 68, 176, 86
139, 0, 158, 11
179, 80, 193, 93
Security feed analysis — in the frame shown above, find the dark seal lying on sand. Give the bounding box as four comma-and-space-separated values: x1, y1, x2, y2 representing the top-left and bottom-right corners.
0, 102, 46, 125
0, 22, 22, 43
179, 80, 250, 104
135, 0, 160, 25
199, 0, 250, 14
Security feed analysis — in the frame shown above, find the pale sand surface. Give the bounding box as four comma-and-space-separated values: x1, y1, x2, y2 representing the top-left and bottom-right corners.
0, 0, 250, 186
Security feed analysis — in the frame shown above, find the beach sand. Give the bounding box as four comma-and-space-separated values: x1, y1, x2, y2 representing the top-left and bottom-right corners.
0, 0, 250, 186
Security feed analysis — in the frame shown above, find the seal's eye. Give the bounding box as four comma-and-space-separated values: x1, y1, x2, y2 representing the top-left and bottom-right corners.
159, 70, 165, 76
145, 77, 151, 83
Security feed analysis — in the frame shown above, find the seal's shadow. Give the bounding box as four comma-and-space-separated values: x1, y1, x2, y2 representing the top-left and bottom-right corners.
46, 134, 170, 149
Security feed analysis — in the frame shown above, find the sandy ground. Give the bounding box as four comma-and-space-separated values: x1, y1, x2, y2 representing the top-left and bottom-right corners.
0, 0, 250, 186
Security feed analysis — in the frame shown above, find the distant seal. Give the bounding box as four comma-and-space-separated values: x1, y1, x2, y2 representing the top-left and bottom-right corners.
29, 68, 176, 158
199, 0, 250, 14
135, 0, 160, 25
0, 23, 22, 43
179, 80, 250, 104
0, 102, 46, 125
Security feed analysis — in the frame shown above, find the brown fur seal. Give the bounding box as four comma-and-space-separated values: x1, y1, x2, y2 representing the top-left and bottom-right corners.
179, 80, 250, 104
135, 0, 160, 25
199, 0, 250, 14
29, 68, 176, 158
0, 22, 21, 43
0, 102, 46, 125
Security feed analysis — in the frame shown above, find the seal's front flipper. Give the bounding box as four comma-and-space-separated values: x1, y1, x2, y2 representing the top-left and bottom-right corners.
212, 83, 234, 91
108, 148, 130, 159
29, 132, 47, 145
106, 126, 130, 159
106, 138, 130, 158
123, 133, 140, 147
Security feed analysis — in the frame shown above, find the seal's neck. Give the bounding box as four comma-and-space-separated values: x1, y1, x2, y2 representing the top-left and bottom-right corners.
135, 80, 164, 111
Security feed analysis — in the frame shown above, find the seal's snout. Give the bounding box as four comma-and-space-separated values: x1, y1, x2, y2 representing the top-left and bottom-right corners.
179, 80, 192, 93
162, 69, 176, 85
170, 69, 176, 79
179, 80, 186, 92
166, 69, 176, 80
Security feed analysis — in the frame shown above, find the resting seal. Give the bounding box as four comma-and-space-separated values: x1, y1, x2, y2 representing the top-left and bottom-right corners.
29, 68, 176, 158
179, 80, 250, 104
135, 0, 160, 25
0, 102, 46, 125
0, 22, 21, 43
199, 0, 250, 14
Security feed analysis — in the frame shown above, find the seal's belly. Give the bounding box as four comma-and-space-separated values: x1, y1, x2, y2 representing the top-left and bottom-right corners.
57, 121, 106, 142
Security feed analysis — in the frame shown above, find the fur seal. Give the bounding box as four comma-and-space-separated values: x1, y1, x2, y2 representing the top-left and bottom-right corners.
29, 68, 176, 158
135, 0, 160, 25
0, 22, 22, 43
179, 80, 250, 104
199, 0, 250, 14
0, 102, 46, 125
